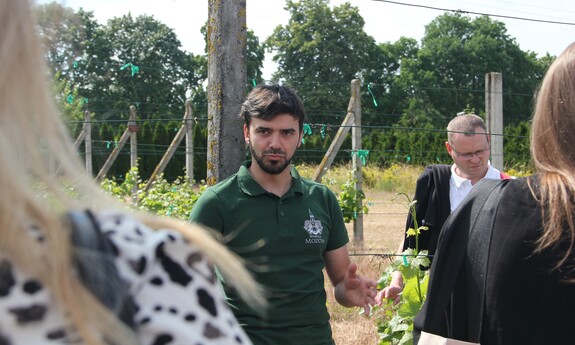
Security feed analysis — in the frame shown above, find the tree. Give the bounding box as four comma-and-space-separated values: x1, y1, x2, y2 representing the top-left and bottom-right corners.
399, 13, 547, 125
247, 30, 265, 83
361, 37, 420, 127
36, 3, 95, 79
36, 3, 115, 113
37, 3, 205, 120
97, 14, 197, 119
266, 0, 380, 124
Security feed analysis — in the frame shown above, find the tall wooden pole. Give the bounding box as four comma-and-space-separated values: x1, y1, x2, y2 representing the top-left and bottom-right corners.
485, 72, 504, 170
350, 79, 363, 242
206, 0, 247, 185
185, 100, 194, 184
84, 109, 92, 174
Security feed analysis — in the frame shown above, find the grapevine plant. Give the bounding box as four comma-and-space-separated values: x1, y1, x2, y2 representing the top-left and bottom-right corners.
101, 167, 367, 224
100, 167, 204, 220
337, 169, 369, 223
376, 193, 430, 345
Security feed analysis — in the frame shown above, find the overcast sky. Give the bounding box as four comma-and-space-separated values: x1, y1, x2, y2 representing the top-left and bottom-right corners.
45, 0, 575, 79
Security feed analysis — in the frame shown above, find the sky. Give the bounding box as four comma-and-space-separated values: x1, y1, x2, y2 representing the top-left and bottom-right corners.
43, 0, 575, 79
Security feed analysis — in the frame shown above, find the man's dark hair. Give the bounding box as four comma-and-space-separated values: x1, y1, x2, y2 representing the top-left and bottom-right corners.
239, 84, 306, 131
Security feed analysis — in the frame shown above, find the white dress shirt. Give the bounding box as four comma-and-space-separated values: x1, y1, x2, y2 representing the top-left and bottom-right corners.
449, 164, 503, 212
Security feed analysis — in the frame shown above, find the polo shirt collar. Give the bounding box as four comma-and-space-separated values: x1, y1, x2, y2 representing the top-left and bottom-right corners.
237, 161, 304, 197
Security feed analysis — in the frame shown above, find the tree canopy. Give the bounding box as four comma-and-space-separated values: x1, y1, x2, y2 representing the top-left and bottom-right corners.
35, 1, 554, 178
266, 0, 380, 124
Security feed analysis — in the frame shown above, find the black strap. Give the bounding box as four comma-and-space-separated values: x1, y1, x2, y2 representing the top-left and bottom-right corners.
68, 210, 135, 329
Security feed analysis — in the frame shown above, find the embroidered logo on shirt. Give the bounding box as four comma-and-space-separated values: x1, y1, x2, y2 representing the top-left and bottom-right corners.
304, 210, 325, 244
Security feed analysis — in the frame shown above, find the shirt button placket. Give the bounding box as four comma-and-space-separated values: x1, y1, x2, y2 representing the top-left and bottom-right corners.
278, 200, 285, 218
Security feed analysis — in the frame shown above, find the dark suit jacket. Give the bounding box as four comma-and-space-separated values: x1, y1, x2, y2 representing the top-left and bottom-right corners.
403, 164, 452, 258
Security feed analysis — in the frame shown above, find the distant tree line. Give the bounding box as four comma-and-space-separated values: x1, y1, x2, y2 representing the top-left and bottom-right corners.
38, 0, 548, 180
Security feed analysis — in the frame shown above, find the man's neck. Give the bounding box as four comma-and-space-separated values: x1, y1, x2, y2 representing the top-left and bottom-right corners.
249, 162, 293, 197
454, 165, 489, 185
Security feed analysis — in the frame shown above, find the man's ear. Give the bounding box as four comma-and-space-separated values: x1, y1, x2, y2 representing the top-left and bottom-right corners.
243, 124, 250, 144
445, 141, 452, 153
297, 131, 303, 148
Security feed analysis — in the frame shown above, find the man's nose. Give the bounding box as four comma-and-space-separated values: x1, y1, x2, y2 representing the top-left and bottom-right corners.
269, 133, 282, 148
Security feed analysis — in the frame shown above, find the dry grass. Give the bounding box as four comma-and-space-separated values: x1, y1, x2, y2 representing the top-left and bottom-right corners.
328, 189, 409, 345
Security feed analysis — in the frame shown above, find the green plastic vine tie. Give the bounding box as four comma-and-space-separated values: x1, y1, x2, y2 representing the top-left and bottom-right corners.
252, 79, 257, 87
355, 149, 370, 166
302, 123, 312, 144
320, 124, 327, 139
367, 83, 378, 107
402, 254, 409, 266
120, 62, 140, 76
66, 94, 74, 104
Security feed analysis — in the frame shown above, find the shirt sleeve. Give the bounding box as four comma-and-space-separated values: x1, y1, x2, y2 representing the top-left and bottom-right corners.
95, 210, 251, 345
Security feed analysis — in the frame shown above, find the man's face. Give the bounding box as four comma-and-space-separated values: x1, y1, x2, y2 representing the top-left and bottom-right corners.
445, 128, 490, 180
244, 113, 302, 175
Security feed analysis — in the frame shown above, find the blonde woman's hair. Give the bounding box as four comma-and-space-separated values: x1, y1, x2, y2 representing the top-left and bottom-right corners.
0, 1, 264, 344
530, 42, 575, 276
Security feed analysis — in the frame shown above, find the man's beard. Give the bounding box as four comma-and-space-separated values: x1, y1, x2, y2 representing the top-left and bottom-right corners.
249, 144, 293, 175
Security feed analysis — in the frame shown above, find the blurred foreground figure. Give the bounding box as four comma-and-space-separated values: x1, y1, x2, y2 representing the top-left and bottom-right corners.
0, 1, 263, 344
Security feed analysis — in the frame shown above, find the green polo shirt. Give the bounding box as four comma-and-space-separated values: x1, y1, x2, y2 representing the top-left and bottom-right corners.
189, 162, 349, 345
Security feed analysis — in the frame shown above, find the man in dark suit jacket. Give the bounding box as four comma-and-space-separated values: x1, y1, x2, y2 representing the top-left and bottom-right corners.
376, 114, 510, 304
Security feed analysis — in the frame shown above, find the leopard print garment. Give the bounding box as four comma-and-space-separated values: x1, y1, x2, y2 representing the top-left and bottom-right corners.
0, 210, 252, 345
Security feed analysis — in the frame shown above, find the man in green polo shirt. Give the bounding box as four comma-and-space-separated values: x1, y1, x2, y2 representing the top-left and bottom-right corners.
189, 84, 377, 345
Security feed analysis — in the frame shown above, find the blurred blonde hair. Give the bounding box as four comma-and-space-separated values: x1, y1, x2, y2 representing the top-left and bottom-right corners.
0, 1, 264, 344
530, 42, 575, 274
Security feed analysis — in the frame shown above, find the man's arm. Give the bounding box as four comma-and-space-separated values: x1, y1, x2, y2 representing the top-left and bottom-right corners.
324, 246, 377, 315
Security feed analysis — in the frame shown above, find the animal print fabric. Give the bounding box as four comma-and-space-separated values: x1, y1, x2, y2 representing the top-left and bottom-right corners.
0, 210, 252, 345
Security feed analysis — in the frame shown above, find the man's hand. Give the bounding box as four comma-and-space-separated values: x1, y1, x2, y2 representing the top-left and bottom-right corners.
334, 262, 378, 316
375, 271, 403, 306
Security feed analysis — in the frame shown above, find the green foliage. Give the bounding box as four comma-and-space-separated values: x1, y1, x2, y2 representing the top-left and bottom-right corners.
337, 170, 369, 223
374, 164, 419, 194
52, 72, 87, 124
100, 167, 205, 220
266, 0, 380, 122
43, 3, 547, 180
397, 13, 546, 125
376, 194, 431, 345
